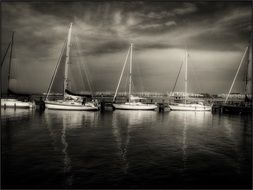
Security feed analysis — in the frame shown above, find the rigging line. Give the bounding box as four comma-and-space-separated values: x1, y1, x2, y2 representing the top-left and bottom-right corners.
190, 58, 202, 94
138, 62, 145, 92
8, 32, 14, 80
171, 60, 184, 95
129, 44, 138, 96
124, 75, 129, 96
130, 66, 137, 94
74, 34, 94, 97
73, 34, 86, 92
81, 54, 94, 97
134, 53, 144, 93
129, 43, 133, 97
45, 39, 67, 101
1, 36, 13, 98
1, 41, 12, 67
190, 62, 198, 94
225, 46, 248, 103
7, 32, 14, 97
131, 79, 136, 94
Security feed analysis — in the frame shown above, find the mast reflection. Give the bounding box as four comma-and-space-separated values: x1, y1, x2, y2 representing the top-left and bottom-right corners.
61, 113, 73, 187
112, 111, 130, 174
182, 112, 187, 171
112, 110, 158, 174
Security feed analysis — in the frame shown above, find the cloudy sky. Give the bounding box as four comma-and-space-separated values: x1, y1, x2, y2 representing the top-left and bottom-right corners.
1, 1, 251, 94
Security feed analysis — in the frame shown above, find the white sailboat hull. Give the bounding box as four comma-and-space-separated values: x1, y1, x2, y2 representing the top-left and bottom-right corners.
113, 103, 157, 110
169, 104, 212, 111
45, 101, 99, 111
1, 98, 34, 108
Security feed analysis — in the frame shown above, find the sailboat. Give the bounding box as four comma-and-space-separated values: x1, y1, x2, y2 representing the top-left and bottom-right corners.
112, 43, 157, 110
45, 23, 99, 111
169, 49, 212, 111
222, 38, 252, 114
1, 32, 35, 109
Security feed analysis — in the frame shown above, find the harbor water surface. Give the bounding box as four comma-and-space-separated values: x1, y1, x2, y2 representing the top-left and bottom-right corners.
1, 109, 252, 189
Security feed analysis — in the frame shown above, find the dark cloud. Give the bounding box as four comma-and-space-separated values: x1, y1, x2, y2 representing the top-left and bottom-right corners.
174, 2, 197, 15
85, 40, 129, 55
135, 43, 176, 51
1, 1, 251, 94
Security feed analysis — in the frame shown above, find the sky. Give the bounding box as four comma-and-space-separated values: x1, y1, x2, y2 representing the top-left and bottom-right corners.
1, 1, 252, 95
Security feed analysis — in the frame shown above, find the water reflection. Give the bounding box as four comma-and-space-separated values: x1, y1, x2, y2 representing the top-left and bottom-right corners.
43, 110, 98, 187
168, 111, 212, 128
222, 115, 252, 175
45, 110, 98, 129
167, 111, 215, 173
112, 111, 130, 174
240, 115, 252, 176
1, 108, 33, 120
223, 117, 233, 138
113, 110, 158, 126
1, 109, 34, 154
182, 112, 187, 171
62, 114, 73, 187
44, 111, 72, 187
112, 110, 158, 174
2, 108, 251, 189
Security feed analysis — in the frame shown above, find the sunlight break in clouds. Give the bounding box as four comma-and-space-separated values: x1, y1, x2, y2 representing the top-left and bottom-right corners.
1, 1, 251, 94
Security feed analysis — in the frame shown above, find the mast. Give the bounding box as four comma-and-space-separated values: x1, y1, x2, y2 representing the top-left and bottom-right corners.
7, 32, 14, 96
113, 46, 131, 102
170, 59, 184, 97
63, 23, 72, 100
245, 37, 252, 101
184, 49, 188, 104
225, 46, 248, 103
129, 43, 133, 100
1, 40, 12, 67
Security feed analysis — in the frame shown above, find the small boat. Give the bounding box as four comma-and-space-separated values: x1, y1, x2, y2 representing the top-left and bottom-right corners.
1, 98, 34, 109
168, 49, 212, 111
45, 23, 99, 111
169, 102, 212, 111
112, 43, 157, 111
1, 32, 35, 109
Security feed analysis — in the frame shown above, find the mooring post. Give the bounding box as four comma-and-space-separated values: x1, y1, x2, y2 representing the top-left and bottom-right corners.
158, 103, 164, 112
99, 93, 105, 112
39, 97, 45, 111
111, 96, 116, 111
100, 101, 105, 112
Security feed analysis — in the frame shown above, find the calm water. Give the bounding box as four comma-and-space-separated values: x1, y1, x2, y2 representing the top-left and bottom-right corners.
1, 108, 252, 189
